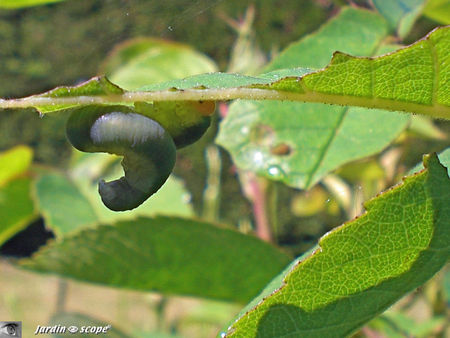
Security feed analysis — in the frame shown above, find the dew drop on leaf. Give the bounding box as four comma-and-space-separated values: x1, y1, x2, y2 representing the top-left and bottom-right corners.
267, 165, 286, 180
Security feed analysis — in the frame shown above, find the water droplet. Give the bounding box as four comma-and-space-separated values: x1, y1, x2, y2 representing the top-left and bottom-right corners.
182, 193, 192, 204
251, 150, 264, 166
326, 198, 330, 203
240, 126, 249, 134
267, 165, 286, 180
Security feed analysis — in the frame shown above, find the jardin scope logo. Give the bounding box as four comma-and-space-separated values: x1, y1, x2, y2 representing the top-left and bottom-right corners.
34, 324, 112, 335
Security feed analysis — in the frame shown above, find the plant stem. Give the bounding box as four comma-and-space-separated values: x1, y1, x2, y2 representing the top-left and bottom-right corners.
241, 172, 272, 242
54, 279, 68, 313
1, 88, 447, 119
202, 145, 222, 221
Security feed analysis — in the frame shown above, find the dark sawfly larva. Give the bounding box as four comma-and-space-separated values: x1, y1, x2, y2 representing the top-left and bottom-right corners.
66, 105, 176, 211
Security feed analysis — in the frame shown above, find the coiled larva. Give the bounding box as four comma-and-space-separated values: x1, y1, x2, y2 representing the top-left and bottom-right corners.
66, 105, 176, 211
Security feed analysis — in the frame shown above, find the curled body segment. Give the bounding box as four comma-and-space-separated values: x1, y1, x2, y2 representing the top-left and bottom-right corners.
66, 105, 176, 211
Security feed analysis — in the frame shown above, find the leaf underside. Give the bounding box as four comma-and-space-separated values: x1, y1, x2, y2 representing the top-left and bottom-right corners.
2, 23, 448, 120
217, 7, 411, 190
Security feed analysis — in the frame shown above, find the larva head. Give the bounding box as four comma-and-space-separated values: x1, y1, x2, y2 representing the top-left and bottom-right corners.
187, 101, 216, 117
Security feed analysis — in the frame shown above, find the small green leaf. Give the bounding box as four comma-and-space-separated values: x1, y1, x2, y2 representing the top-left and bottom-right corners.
408, 147, 450, 175
408, 115, 447, 139
20, 216, 291, 303
380, 311, 446, 337
0, 146, 35, 245
102, 38, 217, 90
33, 172, 98, 236
372, 0, 425, 38
139, 69, 311, 91
223, 153, 449, 337
0, 178, 36, 245
0, 0, 66, 9
35, 77, 124, 114
423, 0, 450, 24
264, 7, 389, 72
444, 268, 450, 302
0, 145, 33, 186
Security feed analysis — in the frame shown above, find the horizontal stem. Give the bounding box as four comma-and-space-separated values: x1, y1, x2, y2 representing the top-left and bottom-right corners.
0, 88, 448, 119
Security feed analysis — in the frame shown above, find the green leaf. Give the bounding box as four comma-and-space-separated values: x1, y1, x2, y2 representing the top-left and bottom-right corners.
102, 38, 218, 90
2, 24, 449, 119
0, 0, 66, 9
223, 153, 449, 337
217, 100, 408, 190
0, 145, 33, 185
444, 268, 450, 302
0, 146, 36, 245
379, 311, 446, 337
264, 7, 389, 72
372, 0, 426, 38
33, 172, 98, 236
20, 216, 291, 303
35, 77, 124, 114
407, 115, 447, 139
139, 68, 311, 91
409, 147, 450, 175
423, 0, 450, 24
0, 178, 36, 245
217, 7, 409, 189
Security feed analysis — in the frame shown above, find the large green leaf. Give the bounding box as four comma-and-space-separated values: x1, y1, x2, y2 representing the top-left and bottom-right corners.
217, 102, 408, 189
222, 153, 449, 337
20, 216, 291, 303
217, 8, 409, 189
1, 23, 448, 119
102, 38, 217, 90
